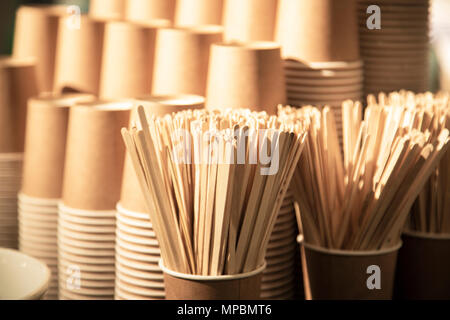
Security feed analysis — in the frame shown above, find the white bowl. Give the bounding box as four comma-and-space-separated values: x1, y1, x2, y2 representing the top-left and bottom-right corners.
0, 248, 51, 300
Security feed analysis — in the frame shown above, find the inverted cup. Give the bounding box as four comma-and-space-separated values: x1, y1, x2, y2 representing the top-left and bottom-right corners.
160, 260, 266, 300
21, 93, 95, 199
89, 0, 125, 20
206, 42, 285, 114
54, 15, 105, 95
125, 0, 175, 22
13, 5, 68, 92
302, 241, 401, 300
223, 0, 277, 42
0, 57, 39, 153
395, 230, 450, 299
152, 26, 223, 96
62, 101, 131, 210
275, 0, 360, 62
99, 20, 170, 100
174, 0, 223, 27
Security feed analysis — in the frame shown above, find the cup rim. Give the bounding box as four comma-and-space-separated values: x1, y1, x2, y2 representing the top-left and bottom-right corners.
403, 229, 450, 240
297, 235, 402, 256
0, 248, 51, 300
159, 260, 267, 281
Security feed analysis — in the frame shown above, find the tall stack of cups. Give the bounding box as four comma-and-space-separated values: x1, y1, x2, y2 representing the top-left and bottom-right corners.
58, 101, 131, 300
115, 95, 204, 300
0, 57, 38, 250
358, 0, 431, 95
275, 0, 363, 143
18, 94, 94, 300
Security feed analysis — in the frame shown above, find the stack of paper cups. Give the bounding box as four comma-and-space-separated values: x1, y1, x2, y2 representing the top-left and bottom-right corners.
58, 101, 131, 300
89, 0, 125, 20
116, 95, 204, 300
206, 42, 285, 114
0, 57, 38, 250
125, 0, 175, 23
175, 0, 223, 27
13, 5, 68, 92
100, 20, 170, 100
152, 26, 223, 96
18, 93, 94, 300
223, 0, 277, 42
54, 15, 105, 95
358, 0, 430, 95
275, 0, 362, 143
261, 190, 298, 299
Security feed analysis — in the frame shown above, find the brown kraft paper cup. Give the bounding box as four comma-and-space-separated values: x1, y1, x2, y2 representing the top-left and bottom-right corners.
395, 230, 450, 300
301, 241, 401, 300
54, 15, 105, 95
99, 20, 170, 100
0, 57, 39, 153
21, 93, 95, 199
160, 260, 265, 300
89, 0, 125, 20
152, 26, 223, 96
275, 0, 360, 62
174, 0, 223, 27
120, 94, 205, 213
223, 0, 278, 42
62, 101, 132, 210
125, 0, 176, 23
206, 42, 285, 114
12, 5, 68, 92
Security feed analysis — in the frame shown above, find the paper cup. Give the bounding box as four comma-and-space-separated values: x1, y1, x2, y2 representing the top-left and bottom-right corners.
12, 5, 68, 92
89, 0, 125, 20
125, 0, 175, 22
99, 20, 170, 100
54, 15, 105, 95
174, 0, 223, 27
21, 94, 95, 199
301, 241, 401, 300
152, 26, 223, 96
0, 57, 38, 153
395, 230, 450, 299
120, 95, 204, 213
62, 101, 131, 210
160, 260, 266, 300
275, 0, 359, 62
206, 42, 285, 114
223, 0, 277, 42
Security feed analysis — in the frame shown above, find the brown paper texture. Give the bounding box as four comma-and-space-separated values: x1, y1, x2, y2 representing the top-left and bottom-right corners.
12, 5, 68, 92
100, 20, 170, 100
120, 95, 204, 213
152, 26, 223, 96
54, 15, 105, 95
21, 93, 95, 199
395, 231, 450, 299
275, 0, 360, 62
125, 0, 175, 23
62, 101, 132, 210
302, 243, 400, 300
89, 0, 125, 20
224, 0, 277, 42
175, 0, 223, 27
206, 42, 285, 114
0, 57, 39, 153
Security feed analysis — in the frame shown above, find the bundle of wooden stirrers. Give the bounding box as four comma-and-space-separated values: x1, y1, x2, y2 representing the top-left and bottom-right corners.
279, 90, 450, 251
122, 107, 307, 275
407, 92, 450, 234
